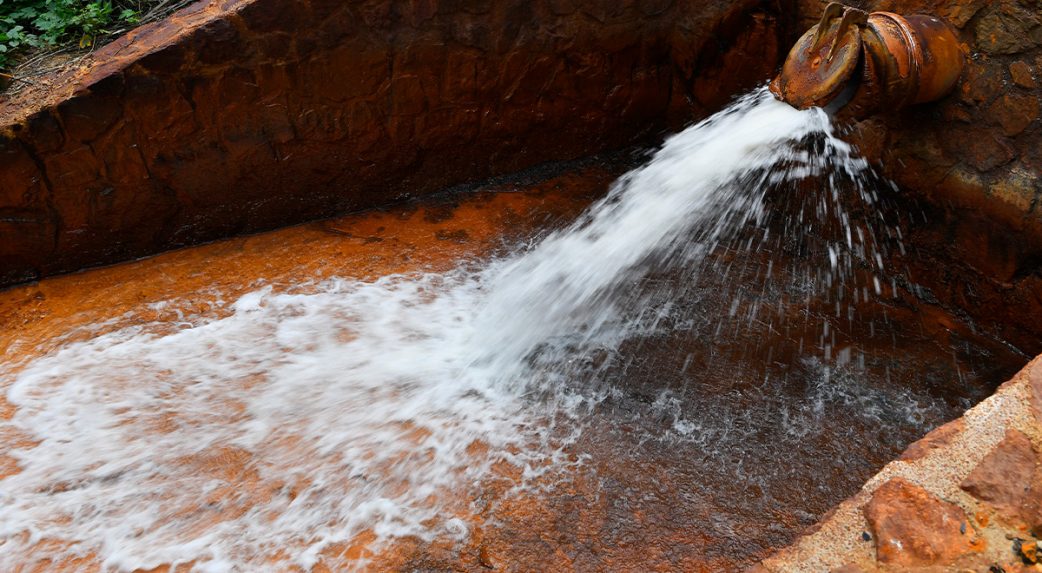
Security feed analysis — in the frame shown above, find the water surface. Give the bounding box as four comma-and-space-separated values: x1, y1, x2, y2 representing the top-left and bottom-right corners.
0, 91, 1026, 572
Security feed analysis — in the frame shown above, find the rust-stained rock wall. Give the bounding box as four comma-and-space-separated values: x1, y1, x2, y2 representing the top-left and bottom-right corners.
790, 0, 1042, 352
0, 0, 783, 288
750, 6, 1042, 569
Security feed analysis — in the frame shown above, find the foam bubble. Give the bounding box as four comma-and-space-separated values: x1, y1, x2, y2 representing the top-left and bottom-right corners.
0, 88, 870, 571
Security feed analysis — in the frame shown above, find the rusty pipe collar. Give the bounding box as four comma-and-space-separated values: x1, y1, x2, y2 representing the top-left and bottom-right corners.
770, 2, 964, 119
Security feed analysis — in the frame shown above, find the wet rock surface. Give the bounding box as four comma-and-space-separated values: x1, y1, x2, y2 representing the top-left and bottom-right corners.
864, 478, 979, 566
0, 159, 1026, 571
961, 429, 1042, 531
0, 0, 782, 289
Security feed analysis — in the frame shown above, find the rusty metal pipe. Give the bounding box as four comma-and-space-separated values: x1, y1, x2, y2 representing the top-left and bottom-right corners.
770, 2, 965, 119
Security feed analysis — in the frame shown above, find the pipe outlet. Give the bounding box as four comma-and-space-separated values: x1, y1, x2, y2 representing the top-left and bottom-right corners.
770, 2, 965, 119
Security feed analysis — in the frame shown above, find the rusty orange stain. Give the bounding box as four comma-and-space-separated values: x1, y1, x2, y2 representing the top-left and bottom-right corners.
0, 166, 615, 572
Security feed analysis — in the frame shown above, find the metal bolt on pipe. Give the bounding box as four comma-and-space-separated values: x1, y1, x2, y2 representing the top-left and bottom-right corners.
770, 2, 965, 119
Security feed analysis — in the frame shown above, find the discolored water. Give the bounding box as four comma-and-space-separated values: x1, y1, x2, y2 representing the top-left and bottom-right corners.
0, 89, 1027, 571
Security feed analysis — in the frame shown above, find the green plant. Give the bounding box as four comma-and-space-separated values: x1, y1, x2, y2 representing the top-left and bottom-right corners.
0, 0, 145, 70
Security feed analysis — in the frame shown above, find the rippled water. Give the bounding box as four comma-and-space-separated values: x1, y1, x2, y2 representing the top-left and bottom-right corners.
0, 89, 1018, 571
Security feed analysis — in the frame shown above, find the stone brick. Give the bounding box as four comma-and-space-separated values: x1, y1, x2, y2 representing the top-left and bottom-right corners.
868, 0, 985, 29
190, 16, 243, 66
961, 429, 1042, 531
0, 137, 47, 210
25, 110, 65, 153
960, 63, 1004, 106
989, 92, 1041, 137
974, 0, 1042, 55
57, 94, 124, 144
1031, 359, 1042, 427
961, 128, 1018, 172
239, 0, 308, 33
1010, 60, 1038, 89
991, 167, 1040, 215
899, 418, 965, 462
864, 478, 978, 567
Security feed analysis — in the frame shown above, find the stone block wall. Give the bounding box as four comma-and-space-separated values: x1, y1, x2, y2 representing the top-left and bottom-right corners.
0, 0, 783, 288
791, 0, 1042, 352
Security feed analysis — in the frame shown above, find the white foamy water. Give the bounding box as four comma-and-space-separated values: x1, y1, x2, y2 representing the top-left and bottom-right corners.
0, 89, 871, 571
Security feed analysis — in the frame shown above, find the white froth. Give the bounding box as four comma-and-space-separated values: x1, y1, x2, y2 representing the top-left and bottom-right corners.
0, 89, 865, 571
